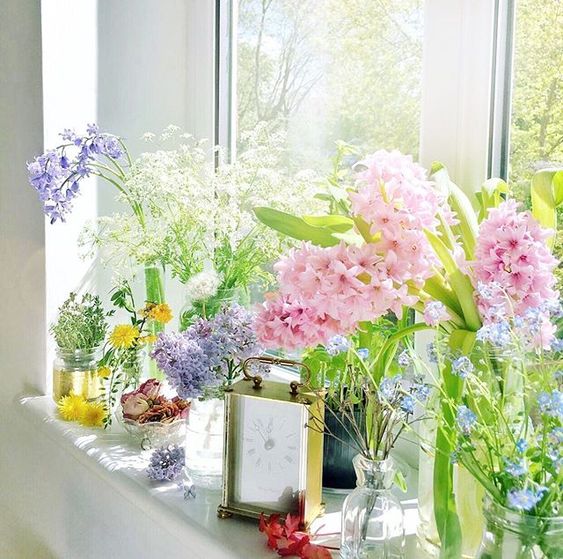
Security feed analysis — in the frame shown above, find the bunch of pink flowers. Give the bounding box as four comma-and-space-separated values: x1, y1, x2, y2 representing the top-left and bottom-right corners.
473, 199, 558, 323
255, 150, 445, 350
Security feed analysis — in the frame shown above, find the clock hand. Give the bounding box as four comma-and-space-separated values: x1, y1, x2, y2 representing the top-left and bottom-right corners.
253, 420, 267, 443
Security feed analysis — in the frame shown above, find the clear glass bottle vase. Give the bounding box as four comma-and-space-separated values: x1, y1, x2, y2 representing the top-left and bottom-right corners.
184, 398, 225, 490
477, 496, 563, 559
52, 347, 103, 403
341, 454, 405, 559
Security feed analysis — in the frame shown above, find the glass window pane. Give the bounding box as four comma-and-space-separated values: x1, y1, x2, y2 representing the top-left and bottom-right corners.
236, 0, 425, 169
509, 0, 562, 276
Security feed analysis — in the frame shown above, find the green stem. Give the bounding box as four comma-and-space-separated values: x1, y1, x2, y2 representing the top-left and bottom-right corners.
144, 264, 165, 380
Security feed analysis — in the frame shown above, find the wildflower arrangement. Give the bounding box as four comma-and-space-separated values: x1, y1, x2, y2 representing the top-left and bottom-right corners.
151, 305, 263, 399
72, 125, 320, 326
414, 309, 562, 525
99, 281, 173, 426
304, 331, 429, 470
57, 394, 106, 428
50, 292, 109, 351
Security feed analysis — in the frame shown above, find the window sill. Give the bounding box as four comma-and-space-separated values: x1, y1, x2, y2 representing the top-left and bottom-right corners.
18, 395, 423, 558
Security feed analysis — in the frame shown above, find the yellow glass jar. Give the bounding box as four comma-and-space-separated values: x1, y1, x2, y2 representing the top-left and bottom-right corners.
52, 348, 103, 403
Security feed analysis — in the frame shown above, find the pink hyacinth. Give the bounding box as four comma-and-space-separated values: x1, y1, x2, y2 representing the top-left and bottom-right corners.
274, 242, 415, 335
349, 149, 443, 287
253, 293, 337, 350
473, 200, 558, 322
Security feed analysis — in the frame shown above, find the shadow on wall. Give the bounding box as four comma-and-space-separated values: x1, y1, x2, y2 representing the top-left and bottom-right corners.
0, 509, 58, 559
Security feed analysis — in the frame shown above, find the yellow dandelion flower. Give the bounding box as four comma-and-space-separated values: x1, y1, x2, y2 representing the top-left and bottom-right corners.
109, 324, 139, 349
148, 303, 173, 324
58, 394, 87, 421
97, 366, 111, 379
79, 402, 106, 428
139, 334, 158, 345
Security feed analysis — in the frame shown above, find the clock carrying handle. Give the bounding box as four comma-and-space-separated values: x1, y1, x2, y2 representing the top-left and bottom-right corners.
242, 356, 311, 395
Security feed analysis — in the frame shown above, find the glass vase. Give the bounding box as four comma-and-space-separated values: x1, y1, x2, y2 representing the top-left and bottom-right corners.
477, 496, 563, 559
184, 398, 225, 490
179, 287, 238, 331
417, 414, 484, 558
52, 347, 103, 403
144, 264, 165, 379
340, 454, 405, 559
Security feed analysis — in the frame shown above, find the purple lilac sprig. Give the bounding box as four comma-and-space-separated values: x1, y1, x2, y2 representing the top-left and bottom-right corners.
146, 445, 185, 482
27, 124, 126, 223
151, 305, 263, 399
151, 332, 219, 399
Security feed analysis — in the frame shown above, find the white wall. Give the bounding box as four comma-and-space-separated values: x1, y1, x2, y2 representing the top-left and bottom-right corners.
0, 2, 217, 556
0, 0, 48, 555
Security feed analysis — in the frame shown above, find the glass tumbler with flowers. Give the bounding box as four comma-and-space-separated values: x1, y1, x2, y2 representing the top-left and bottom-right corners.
151, 304, 264, 488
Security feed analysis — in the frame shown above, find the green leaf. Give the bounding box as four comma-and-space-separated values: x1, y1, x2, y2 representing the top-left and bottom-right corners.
394, 469, 408, 493
479, 178, 509, 220
253, 207, 339, 247
423, 275, 463, 320
531, 168, 563, 247
430, 165, 478, 257
302, 214, 354, 232
425, 231, 481, 331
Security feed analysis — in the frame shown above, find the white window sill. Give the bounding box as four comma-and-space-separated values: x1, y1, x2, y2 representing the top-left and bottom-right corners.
18, 395, 423, 558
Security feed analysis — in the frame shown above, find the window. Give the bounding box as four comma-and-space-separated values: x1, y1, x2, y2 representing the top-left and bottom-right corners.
235, 0, 425, 169
508, 0, 563, 191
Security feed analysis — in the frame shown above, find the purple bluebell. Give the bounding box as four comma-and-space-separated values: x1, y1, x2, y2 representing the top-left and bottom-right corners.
456, 405, 477, 435
147, 445, 185, 482
28, 125, 125, 223
451, 356, 474, 379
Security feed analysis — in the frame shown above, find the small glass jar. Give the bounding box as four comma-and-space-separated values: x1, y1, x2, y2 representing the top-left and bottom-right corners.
52, 347, 103, 403
477, 495, 563, 559
341, 454, 405, 559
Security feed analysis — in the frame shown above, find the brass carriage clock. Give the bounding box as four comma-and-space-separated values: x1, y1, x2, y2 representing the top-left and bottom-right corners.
217, 356, 325, 529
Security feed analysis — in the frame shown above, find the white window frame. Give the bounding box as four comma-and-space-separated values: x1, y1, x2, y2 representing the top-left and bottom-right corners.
216, 0, 515, 194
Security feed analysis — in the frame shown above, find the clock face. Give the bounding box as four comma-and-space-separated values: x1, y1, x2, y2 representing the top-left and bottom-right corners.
231, 395, 306, 513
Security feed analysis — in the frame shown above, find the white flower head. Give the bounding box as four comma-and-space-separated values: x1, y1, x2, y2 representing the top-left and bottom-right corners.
141, 132, 156, 142
185, 269, 221, 302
